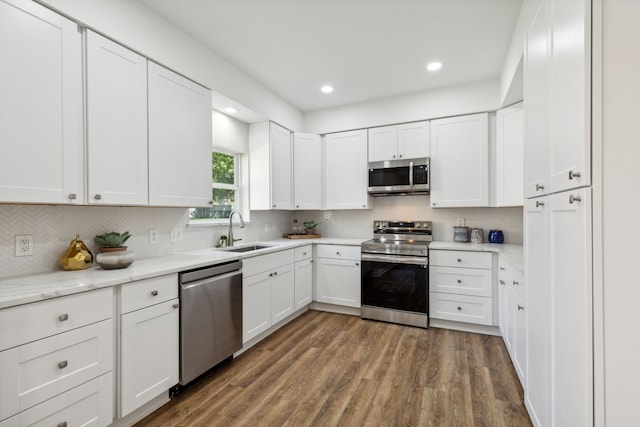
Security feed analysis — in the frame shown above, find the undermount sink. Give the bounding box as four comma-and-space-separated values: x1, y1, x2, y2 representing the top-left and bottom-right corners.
220, 244, 273, 253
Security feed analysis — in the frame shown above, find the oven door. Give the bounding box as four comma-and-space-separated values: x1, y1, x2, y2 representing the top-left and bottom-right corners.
361, 253, 428, 321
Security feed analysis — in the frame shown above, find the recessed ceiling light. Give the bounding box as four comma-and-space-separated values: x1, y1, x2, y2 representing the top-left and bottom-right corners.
321, 85, 334, 94
426, 62, 443, 72
224, 107, 238, 114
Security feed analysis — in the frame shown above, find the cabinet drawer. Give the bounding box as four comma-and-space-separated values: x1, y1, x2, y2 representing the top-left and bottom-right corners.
429, 292, 493, 325
0, 319, 113, 421
0, 373, 113, 427
294, 245, 312, 261
120, 273, 178, 314
317, 244, 361, 260
430, 266, 493, 297
243, 249, 294, 278
430, 250, 492, 269
0, 288, 112, 351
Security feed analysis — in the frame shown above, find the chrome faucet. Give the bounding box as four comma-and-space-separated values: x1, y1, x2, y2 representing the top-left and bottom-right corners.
228, 211, 245, 246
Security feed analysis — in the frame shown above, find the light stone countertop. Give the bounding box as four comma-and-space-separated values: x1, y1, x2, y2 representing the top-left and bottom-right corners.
0, 237, 368, 310
429, 241, 523, 271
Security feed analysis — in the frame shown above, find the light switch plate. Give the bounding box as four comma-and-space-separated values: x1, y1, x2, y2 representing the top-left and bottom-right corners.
170, 228, 184, 242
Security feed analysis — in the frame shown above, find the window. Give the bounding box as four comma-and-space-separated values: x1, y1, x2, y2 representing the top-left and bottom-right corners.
189, 151, 239, 221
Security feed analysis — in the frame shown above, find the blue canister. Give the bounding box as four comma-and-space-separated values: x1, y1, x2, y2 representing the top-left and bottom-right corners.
488, 229, 504, 244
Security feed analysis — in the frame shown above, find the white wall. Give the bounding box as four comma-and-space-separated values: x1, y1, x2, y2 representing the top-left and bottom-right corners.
600, 1, 640, 424
213, 111, 249, 154
37, 0, 303, 131
303, 78, 501, 134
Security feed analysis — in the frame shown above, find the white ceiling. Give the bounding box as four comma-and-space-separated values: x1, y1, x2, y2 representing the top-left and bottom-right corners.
141, 0, 523, 113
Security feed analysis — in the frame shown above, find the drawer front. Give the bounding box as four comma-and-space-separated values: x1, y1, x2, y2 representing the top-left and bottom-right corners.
243, 249, 294, 278
120, 274, 178, 314
316, 244, 361, 260
430, 266, 493, 297
0, 319, 113, 421
430, 250, 492, 269
294, 245, 312, 262
0, 373, 113, 427
0, 288, 112, 351
429, 292, 493, 325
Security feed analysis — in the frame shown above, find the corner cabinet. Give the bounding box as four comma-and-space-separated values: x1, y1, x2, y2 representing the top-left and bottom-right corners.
323, 130, 371, 210
85, 30, 149, 206
249, 122, 293, 210
294, 245, 313, 310
430, 113, 489, 208
293, 133, 322, 210
148, 62, 213, 207
0, 0, 84, 204
368, 121, 430, 162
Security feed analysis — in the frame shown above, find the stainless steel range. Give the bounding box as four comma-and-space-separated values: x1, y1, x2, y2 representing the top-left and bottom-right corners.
361, 220, 432, 328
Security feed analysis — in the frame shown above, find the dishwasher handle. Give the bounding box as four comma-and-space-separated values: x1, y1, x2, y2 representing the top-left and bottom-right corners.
179, 260, 242, 284
180, 270, 242, 291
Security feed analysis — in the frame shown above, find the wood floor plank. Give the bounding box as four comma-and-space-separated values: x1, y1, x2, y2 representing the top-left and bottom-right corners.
135, 310, 532, 427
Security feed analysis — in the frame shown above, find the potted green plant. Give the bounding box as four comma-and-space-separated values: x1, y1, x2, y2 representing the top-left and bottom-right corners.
94, 231, 131, 253
303, 221, 318, 235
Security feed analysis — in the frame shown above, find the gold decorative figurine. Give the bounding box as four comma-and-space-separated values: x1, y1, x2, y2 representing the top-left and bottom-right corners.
60, 234, 94, 270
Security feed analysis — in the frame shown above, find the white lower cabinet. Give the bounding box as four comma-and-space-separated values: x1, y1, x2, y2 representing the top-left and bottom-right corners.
429, 250, 495, 326
315, 245, 361, 308
243, 250, 295, 343
119, 275, 179, 417
0, 288, 113, 426
294, 246, 313, 310
498, 256, 526, 385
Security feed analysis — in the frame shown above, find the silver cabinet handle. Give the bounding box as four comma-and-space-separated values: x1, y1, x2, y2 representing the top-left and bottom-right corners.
173, 303, 179, 309
569, 170, 581, 180
536, 184, 544, 191
58, 422, 68, 427
269, 273, 273, 277
208, 200, 213, 205
68, 193, 77, 200
399, 154, 403, 158
296, 205, 300, 208
517, 305, 525, 311
499, 280, 506, 285
58, 360, 68, 369
536, 201, 545, 207
272, 204, 276, 208
355, 262, 359, 266
457, 279, 462, 284
457, 258, 462, 262
59, 313, 69, 322
513, 280, 520, 285
409, 161, 414, 190
94, 194, 102, 200
569, 195, 582, 204
151, 290, 158, 296
392, 154, 396, 158
457, 306, 462, 311
273, 271, 278, 276
500, 267, 505, 271
303, 252, 307, 256
336, 251, 341, 255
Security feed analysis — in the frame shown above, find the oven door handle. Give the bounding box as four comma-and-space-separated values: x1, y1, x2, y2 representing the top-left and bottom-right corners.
361, 253, 428, 266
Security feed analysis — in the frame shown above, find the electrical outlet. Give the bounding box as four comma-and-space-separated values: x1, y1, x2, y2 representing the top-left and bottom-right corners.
149, 229, 159, 245
456, 217, 465, 226
170, 228, 184, 242
15, 235, 33, 257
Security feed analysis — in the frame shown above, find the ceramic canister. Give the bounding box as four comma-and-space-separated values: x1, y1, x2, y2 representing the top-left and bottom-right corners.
470, 228, 484, 244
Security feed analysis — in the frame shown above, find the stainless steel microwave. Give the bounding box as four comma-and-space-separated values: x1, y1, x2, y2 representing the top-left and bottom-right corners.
367, 158, 430, 196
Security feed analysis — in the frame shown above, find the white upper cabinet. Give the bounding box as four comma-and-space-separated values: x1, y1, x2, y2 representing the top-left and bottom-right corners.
524, 0, 590, 198
86, 30, 148, 205
368, 121, 429, 162
0, 0, 84, 204
249, 122, 293, 210
148, 62, 213, 207
430, 113, 489, 208
324, 130, 371, 210
293, 133, 322, 210
494, 102, 524, 207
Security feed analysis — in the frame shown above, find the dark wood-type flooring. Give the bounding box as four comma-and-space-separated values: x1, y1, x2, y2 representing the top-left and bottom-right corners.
136, 310, 532, 427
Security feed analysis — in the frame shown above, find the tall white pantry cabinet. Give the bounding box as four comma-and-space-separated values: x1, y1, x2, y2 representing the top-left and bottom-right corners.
523, 0, 592, 426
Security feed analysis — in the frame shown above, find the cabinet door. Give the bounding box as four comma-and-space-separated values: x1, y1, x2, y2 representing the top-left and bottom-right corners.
513, 292, 526, 386
524, 1, 551, 198
549, 188, 592, 427
271, 265, 294, 324
243, 273, 271, 343
368, 125, 398, 162
397, 121, 430, 159
293, 133, 322, 210
86, 30, 148, 205
495, 103, 524, 206
498, 263, 510, 341
430, 113, 489, 207
269, 123, 292, 209
294, 258, 313, 311
524, 197, 549, 427
120, 299, 179, 417
148, 62, 212, 207
324, 130, 370, 209
316, 258, 361, 308
549, 0, 590, 193
0, 0, 83, 204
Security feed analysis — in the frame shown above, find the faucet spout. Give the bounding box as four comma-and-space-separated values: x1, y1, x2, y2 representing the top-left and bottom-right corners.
228, 211, 245, 247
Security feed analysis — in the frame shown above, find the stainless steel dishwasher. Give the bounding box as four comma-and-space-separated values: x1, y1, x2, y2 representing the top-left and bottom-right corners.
178, 260, 242, 385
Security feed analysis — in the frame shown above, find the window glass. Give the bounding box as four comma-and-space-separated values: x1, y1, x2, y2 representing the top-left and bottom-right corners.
189, 151, 237, 221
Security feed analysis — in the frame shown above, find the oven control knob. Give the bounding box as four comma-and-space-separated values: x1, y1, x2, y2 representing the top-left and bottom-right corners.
422, 223, 429, 228
381, 222, 388, 228
374, 222, 380, 228
414, 223, 421, 228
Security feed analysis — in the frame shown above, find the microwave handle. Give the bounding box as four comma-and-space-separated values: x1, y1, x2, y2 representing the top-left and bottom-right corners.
409, 161, 414, 190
